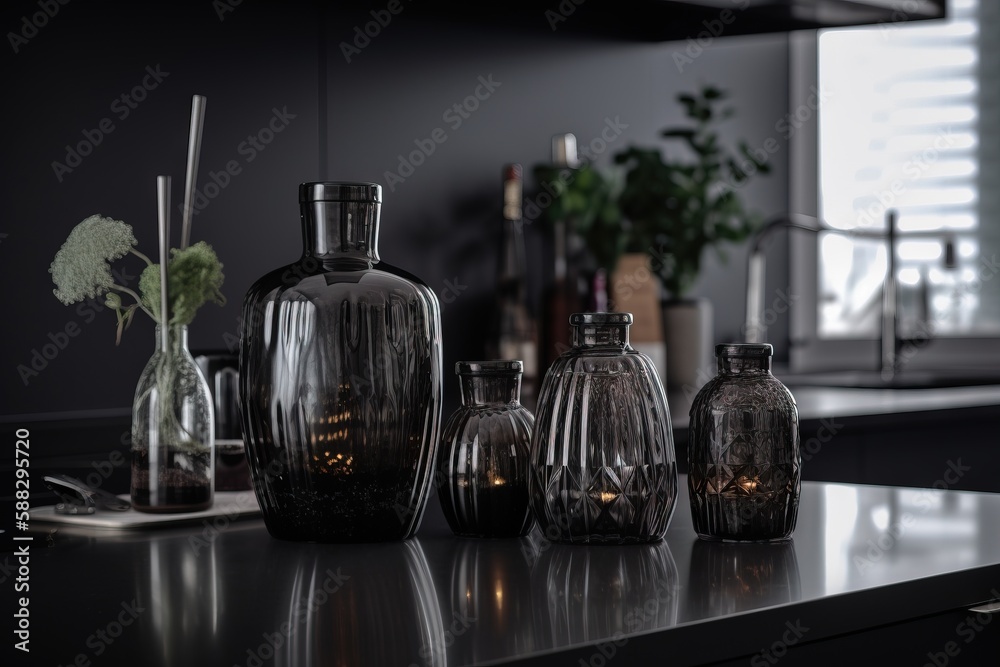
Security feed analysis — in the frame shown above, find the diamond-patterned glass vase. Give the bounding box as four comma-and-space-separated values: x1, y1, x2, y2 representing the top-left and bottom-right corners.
528, 312, 677, 544
688, 343, 800, 542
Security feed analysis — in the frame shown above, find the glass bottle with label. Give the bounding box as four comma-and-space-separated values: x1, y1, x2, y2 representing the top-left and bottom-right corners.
540, 134, 587, 368
489, 164, 539, 409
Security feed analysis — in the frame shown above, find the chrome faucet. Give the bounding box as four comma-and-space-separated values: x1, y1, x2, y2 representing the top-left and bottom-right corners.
880, 210, 899, 380
744, 210, 925, 378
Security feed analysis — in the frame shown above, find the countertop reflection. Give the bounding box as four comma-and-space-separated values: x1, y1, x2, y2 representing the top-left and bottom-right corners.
29, 476, 1000, 666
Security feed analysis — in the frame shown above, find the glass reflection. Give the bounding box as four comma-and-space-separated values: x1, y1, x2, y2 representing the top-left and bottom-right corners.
269, 539, 443, 667
684, 539, 801, 621
827, 485, 982, 590
141, 533, 221, 666
533, 540, 679, 647
443, 537, 537, 664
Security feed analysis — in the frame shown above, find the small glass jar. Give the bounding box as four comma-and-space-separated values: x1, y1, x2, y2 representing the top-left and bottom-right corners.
688, 343, 801, 542
528, 312, 677, 544
436, 361, 534, 538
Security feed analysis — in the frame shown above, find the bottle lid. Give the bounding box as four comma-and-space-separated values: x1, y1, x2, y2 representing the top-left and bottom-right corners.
299, 182, 381, 203
716, 343, 773, 358
552, 133, 579, 168
502, 164, 522, 182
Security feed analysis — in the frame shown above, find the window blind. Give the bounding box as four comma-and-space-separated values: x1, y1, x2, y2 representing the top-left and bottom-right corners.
816, 0, 994, 338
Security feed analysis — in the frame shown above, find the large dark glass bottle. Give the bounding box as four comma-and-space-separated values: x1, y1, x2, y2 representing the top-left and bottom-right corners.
688, 343, 800, 542
489, 164, 539, 409
239, 182, 443, 542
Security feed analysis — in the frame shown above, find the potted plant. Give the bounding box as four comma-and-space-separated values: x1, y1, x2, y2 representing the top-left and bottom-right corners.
613, 85, 771, 389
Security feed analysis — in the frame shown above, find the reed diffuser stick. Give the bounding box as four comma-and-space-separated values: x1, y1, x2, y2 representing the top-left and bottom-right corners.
180, 94, 207, 250
156, 175, 171, 353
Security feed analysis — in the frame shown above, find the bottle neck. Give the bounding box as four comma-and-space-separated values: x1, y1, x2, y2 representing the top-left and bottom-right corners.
571, 321, 631, 349
301, 201, 380, 264
715, 343, 773, 376
459, 372, 522, 407
154, 325, 190, 354
718, 354, 772, 376
499, 165, 526, 298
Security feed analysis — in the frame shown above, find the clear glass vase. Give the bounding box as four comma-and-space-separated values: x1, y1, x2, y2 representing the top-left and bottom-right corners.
239, 182, 443, 542
528, 312, 678, 544
131, 324, 215, 513
436, 360, 535, 538
687, 343, 801, 542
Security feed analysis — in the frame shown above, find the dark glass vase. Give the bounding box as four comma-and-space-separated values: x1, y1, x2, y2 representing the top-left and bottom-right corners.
436, 361, 534, 538
688, 343, 801, 542
528, 312, 677, 544
239, 182, 443, 542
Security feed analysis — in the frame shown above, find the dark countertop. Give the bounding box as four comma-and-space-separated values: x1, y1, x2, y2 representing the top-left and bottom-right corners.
15, 476, 1000, 667
667, 384, 1000, 432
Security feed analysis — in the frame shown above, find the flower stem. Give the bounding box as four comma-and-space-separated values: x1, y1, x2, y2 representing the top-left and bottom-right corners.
130, 248, 154, 266
110, 284, 155, 320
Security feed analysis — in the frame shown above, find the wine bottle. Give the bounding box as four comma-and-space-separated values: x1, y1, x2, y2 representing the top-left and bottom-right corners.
540, 134, 586, 368
489, 164, 539, 409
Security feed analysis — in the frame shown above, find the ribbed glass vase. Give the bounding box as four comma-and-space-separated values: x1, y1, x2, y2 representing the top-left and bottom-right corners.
239, 182, 443, 542
528, 312, 677, 544
436, 361, 534, 538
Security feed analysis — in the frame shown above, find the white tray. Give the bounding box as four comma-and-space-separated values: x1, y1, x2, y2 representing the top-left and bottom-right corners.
29, 490, 261, 530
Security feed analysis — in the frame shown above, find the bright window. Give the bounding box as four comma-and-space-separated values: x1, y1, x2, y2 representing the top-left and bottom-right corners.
816, 0, 999, 339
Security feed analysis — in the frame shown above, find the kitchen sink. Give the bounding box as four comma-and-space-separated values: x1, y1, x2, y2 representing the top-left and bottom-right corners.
776, 368, 1000, 389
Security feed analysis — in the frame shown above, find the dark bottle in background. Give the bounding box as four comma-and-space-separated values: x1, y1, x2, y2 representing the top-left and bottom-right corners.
488, 164, 539, 410
541, 133, 587, 368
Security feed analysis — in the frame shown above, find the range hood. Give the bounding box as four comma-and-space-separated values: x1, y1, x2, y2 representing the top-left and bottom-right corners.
639, 0, 947, 38
406, 0, 946, 41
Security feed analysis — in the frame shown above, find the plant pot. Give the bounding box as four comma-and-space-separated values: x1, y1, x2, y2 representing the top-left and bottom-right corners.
662, 298, 713, 392
610, 253, 667, 381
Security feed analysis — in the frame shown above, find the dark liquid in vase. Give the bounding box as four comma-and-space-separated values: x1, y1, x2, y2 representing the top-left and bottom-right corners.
131, 446, 213, 513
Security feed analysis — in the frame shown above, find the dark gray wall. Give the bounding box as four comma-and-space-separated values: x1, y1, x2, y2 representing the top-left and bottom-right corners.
1, 1, 789, 420
2, 1, 321, 417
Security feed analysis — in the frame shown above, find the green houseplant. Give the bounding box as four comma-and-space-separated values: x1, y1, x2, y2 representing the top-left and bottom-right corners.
614, 85, 771, 300
534, 86, 771, 389
613, 85, 771, 388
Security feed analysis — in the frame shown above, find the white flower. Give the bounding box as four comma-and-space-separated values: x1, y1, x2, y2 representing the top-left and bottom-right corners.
49, 215, 137, 304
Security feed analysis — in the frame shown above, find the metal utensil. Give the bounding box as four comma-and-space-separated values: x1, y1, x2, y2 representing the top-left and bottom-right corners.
43, 474, 132, 514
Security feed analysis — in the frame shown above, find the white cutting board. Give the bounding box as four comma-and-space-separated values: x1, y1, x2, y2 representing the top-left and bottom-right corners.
29, 490, 261, 530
